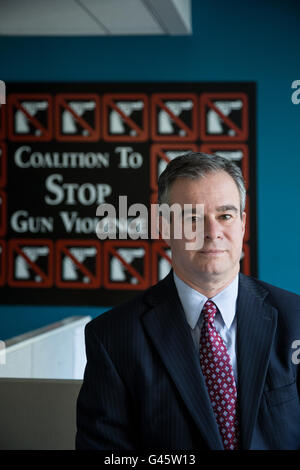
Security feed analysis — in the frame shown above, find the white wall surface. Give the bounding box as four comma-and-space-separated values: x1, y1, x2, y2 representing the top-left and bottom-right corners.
0, 316, 91, 379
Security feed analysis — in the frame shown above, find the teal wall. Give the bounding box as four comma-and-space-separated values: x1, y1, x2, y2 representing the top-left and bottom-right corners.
1, 0, 300, 339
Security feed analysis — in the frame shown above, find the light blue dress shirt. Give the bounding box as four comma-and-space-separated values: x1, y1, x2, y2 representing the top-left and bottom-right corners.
173, 271, 239, 383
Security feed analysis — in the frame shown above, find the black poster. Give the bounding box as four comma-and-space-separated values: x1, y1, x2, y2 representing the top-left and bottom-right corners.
0, 82, 256, 305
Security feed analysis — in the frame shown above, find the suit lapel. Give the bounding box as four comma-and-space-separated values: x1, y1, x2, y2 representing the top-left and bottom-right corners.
141, 273, 223, 450
236, 274, 278, 449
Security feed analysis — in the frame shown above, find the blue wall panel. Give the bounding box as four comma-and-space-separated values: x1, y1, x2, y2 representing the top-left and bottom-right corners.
1, 0, 300, 339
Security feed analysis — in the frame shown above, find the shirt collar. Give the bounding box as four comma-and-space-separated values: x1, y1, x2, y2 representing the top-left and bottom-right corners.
173, 271, 239, 330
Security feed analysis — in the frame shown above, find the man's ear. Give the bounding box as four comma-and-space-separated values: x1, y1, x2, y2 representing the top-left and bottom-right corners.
241, 211, 246, 238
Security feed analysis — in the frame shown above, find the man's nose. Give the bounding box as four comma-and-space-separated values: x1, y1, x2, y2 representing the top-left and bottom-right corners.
204, 217, 222, 240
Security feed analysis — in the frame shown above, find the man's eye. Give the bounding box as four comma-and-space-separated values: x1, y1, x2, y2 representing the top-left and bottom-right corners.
220, 214, 233, 220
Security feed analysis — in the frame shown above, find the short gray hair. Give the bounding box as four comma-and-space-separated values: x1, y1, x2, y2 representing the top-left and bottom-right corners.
158, 152, 246, 216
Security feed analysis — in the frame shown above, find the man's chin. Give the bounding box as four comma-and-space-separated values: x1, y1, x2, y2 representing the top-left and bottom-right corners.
195, 260, 226, 275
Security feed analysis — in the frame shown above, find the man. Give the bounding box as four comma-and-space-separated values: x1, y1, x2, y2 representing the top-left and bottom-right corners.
76, 152, 300, 450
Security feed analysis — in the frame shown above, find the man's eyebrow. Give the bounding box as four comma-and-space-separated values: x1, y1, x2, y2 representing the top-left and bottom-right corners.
216, 205, 238, 213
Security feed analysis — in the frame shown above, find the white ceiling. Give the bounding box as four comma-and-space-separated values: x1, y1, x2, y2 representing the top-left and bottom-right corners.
0, 0, 192, 36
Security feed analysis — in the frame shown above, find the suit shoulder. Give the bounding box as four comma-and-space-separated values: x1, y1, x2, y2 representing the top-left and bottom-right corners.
86, 291, 146, 336
257, 279, 300, 303
85, 271, 174, 339
243, 274, 300, 310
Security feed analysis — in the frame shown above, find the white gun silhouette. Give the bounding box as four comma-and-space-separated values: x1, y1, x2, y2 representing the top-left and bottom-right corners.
62, 101, 96, 134
15, 101, 48, 134
110, 248, 145, 283
15, 246, 49, 280
62, 247, 97, 281
158, 100, 193, 135
207, 100, 243, 135
110, 101, 144, 135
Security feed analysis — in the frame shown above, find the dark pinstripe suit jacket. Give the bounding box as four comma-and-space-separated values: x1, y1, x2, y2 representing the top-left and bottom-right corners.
76, 271, 300, 450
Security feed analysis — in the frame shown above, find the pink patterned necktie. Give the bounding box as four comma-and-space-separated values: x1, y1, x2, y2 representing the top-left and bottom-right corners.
199, 300, 239, 450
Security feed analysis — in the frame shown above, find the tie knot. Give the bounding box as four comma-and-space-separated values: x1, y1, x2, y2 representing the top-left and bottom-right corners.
202, 300, 217, 324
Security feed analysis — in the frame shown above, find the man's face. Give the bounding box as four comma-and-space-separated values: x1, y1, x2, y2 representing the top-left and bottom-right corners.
164, 171, 246, 288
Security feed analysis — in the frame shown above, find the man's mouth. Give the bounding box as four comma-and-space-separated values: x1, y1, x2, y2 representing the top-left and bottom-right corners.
199, 250, 226, 254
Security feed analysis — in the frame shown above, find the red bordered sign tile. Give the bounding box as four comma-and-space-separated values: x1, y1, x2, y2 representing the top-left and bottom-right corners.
0, 144, 7, 187
103, 94, 148, 142
0, 239, 6, 286
150, 143, 198, 192
151, 241, 172, 285
200, 92, 248, 141
148, 191, 163, 242
8, 94, 53, 141
0, 190, 6, 237
244, 194, 251, 243
151, 93, 198, 141
150, 192, 159, 205
241, 243, 251, 276
200, 143, 250, 190
8, 239, 54, 288
103, 240, 150, 290
55, 239, 101, 289
55, 94, 100, 142
0, 103, 5, 140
